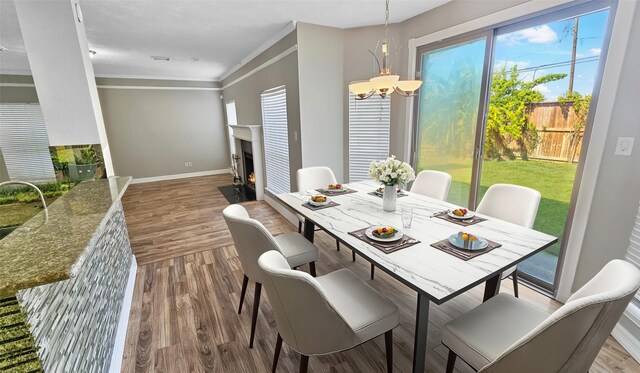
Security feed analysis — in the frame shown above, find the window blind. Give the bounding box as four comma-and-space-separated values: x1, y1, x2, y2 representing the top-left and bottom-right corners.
261, 87, 290, 194
0, 103, 56, 183
348, 93, 391, 182
625, 202, 640, 303
225, 101, 238, 125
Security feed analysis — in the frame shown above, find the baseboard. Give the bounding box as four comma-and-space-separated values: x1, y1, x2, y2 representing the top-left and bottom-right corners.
264, 193, 299, 226
109, 256, 138, 372
130, 169, 231, 184
612, 320, 640, 364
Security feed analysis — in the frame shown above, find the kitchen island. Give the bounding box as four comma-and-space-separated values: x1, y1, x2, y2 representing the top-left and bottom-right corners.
0, 177, 136, 372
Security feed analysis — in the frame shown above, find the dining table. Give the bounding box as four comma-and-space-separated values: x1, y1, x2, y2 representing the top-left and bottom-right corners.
275, 180, 557, 373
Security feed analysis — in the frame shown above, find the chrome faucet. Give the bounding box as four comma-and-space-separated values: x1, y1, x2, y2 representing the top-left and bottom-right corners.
0, 181, 49, 223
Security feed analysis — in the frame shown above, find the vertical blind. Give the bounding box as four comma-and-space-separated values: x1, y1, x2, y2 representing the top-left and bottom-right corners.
348, 93, 391, 182
225, 101, 238, 125
261, 86, 290, 194
0, 103, 56, 183
625, 202, 640, 304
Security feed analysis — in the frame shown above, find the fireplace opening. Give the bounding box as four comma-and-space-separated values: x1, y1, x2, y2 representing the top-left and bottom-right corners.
244, 151, 255, 192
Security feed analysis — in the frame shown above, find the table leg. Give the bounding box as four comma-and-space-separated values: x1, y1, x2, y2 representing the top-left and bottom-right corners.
412, 292, 430, 373
483, 274, 501, 302
303, 220, 315, 243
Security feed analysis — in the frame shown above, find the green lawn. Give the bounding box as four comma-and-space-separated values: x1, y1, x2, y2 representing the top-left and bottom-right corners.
419, 158, 578, 256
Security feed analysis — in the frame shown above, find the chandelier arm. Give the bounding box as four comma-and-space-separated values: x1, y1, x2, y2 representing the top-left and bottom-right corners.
392, 86, 416, 97
355, 91, 376, 101
368, 50, 382, 75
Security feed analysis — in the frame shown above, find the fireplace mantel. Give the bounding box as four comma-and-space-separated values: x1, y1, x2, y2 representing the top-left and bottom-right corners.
228, 125, 264, 200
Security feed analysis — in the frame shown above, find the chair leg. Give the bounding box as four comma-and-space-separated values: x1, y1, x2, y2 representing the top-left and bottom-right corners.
371, 264, 375, 280
385, 330, 393, 373
298, 220, 302, 233
238, 274, 249, 314
272, 333, 283, 373
336, 239, 340, 251
352, 250, 356, 262
249, 282, 262, 348
512, 270, 519, 298
309, 261, 317, 277
299, 354, 309, 373
446, 349, 457, 373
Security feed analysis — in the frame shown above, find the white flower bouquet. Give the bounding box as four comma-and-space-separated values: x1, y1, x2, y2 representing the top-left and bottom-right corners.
368, 156, 416, 186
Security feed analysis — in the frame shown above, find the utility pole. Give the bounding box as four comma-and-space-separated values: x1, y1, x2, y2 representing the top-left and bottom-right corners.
568, 17, 579, 94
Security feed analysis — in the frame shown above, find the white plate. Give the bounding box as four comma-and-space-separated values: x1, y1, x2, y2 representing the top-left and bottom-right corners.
448, 234, 488, 251
308, 197, 330, 206
365, 226, 404, 243
448, 210, 475, 220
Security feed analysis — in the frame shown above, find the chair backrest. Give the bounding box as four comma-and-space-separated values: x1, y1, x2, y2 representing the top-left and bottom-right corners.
222, 204, 282, 283
258, 250, 359, 355
476, 184, 541, 228
480, 259, 640, 373
296, 166, 337, 192
410, 170, 452, 200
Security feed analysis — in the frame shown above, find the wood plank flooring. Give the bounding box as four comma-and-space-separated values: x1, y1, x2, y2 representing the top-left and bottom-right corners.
120, 175, 639, 372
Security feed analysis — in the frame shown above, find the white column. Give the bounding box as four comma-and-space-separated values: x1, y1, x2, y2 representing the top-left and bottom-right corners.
14, 0, 115, 176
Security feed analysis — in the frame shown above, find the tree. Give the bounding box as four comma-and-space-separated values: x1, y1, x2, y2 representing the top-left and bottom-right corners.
485, 66, 567, 160
558, 91, 591, 163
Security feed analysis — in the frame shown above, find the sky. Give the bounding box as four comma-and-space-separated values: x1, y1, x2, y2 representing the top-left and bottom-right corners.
493, 9, 610, 101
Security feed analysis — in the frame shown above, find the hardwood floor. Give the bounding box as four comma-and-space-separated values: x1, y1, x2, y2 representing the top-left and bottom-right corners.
121, 175, 639, 372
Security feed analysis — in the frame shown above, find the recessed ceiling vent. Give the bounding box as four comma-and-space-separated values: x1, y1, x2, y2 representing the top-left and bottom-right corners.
151, 56, 170, 61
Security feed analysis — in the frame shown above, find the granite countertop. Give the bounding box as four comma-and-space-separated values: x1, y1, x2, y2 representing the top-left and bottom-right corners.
0, 177, 131, 298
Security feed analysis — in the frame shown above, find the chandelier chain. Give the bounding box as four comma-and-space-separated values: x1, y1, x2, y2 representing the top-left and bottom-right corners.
384, 0, 390, 40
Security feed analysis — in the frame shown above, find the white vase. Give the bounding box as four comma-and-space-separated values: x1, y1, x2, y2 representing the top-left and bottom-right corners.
382, 184, 397, 212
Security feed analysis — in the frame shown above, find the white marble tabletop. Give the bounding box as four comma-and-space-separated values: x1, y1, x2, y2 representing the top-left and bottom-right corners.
276, 181, 557, 304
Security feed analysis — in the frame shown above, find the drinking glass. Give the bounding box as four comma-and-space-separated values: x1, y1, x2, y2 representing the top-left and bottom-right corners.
401, 207, 413, 228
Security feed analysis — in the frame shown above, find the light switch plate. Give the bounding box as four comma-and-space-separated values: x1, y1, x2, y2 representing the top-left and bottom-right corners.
615, 137, 634, 156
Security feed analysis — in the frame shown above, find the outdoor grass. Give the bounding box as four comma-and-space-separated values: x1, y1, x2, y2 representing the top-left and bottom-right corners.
419, 157, 578, 257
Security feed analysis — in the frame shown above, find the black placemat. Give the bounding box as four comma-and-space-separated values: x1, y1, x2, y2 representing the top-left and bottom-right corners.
367, 191, 409, 198
349, 227, 420, 254
315, 188, 358, 196
430, 237, 502, 261
432, 210, 487, 226
302, 201, 340, 211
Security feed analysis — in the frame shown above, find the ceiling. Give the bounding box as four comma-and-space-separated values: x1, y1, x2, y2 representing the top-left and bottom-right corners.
0, 0, 448, 81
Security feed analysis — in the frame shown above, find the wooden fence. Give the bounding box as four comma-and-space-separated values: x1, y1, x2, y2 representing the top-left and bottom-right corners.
527, 101, 584, 163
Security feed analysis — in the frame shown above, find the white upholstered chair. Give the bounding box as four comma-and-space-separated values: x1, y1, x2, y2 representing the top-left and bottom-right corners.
410, 170, 452, 201
296, 167, 357, 261
258, 250, 399, 373
476, 183, 541, 297
222, 204, 319, 348
442, 259, 640, 373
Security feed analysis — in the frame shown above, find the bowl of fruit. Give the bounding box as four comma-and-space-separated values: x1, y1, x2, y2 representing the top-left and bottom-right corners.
448, 208, 474, 220
374, 186, 402, 196
309, 195, 330, 206
327, 183, 344, 191
448, 231, 488, 251
365, 226, 403, 242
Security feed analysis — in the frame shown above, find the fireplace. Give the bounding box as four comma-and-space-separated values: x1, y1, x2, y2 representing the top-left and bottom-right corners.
241, 140, 256, 198
227, 124, 264, 200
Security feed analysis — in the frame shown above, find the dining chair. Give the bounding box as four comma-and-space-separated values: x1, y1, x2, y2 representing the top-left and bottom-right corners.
410, 170, 452, 201
222, 204, 319, 348
442, 259, 640, 373
476, 183, 541, 297
258, 250, 399, 373
296, 166, 356, 262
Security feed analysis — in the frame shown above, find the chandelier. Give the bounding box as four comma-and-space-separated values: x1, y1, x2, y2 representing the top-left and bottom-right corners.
348, 0, 422, 100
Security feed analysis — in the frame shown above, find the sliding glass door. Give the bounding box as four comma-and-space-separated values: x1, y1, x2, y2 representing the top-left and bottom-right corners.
412, 2, 613, 293
413, 33, 492, 207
